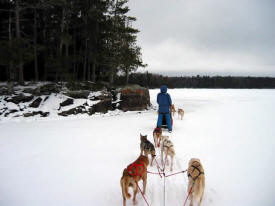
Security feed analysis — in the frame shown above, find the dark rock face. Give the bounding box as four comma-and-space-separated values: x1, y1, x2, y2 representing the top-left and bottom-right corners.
117, 86, 150, 112
60, 98, 74, 107
4, 109, 18, 117
66, 81, 105, 91
88, 107, 95, 115
58, 106, 86, 116
93, 99, 112, 114
65, 91, 90, 99
29, 97, 43, 108
23, 111, 49, 117
0, 87, 13, 95
22, 84, 61, 96
0, 107, 7, 116
22, 88, 38, 95
6, 94, 34, 104
38, 84, 61, 95
38, 111, 50, 117
44, 96, 50, 102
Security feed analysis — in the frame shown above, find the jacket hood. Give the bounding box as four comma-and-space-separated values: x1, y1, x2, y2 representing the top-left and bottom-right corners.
160, 85, 167, 93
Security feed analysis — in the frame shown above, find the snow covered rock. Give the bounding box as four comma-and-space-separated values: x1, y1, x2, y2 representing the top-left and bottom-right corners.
5, 94, 34, 104
60, 98, 74, 107
0, 82, 151, 119
65, 90, 90, 99
0, 86, 13, 95
65, 81, 105, 91
5, 102, 19, 111
23, 111, 50, 117
22, 88, 39, 95
29, 97, 43, 108
58, 105, 86, 116
37, 83, 61, 95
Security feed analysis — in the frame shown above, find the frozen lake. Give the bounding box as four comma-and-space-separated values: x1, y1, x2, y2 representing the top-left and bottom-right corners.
1, 89, 275, 206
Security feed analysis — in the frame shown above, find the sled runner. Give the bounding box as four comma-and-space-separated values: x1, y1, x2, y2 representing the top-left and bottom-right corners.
160, 112, 173, 129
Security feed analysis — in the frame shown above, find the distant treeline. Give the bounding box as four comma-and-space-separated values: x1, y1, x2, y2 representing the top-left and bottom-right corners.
116, 72, 275, 88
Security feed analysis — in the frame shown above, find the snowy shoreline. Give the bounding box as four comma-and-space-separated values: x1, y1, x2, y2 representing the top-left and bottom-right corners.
0, 82, 150, 122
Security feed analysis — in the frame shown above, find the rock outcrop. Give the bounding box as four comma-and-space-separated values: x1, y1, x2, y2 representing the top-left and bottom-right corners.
5, 94, 34, 104
65, 90, 90, 99
29, 97, 43, 108
117, 85, 150, 111
0, 82, 151, 119
60, 98, 74, 107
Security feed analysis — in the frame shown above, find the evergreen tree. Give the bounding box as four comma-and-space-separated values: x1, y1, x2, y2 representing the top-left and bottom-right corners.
0, 0, 146, 83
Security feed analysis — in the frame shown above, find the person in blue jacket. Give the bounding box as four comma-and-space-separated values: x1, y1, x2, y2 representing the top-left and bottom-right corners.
157, 85, 172, 132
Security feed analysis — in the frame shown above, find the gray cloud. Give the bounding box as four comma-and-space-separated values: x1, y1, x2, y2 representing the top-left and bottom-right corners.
128, 0, 275, 76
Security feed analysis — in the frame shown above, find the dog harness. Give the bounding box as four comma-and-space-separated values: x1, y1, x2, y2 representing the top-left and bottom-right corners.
127, 160, 145, 177
163, 139, 173, 149
188, 161, 204, 182
154, 127, 161, 133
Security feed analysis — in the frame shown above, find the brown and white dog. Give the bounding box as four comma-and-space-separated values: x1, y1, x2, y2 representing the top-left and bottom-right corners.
170, 104, 176, 116
153, 127, 162, 147
187, 158, 205, 206
178, 108, 184, 120
140, 134, 156, 166
120, 155, 149, 206
160, 135, 175, 171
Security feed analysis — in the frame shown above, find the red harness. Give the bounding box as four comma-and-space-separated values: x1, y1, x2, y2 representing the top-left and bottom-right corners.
154, 127, 161, 133
127, 160, 145, 177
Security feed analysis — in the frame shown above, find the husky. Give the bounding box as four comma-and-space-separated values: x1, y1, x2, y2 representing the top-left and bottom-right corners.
170, 104, 176, 116
140, 134, 156, 166
187, 158, 205, 206
120, 155, 149, 206
153, 127, 162, 147
178, 108, 184, 120
160, 135, 175, 171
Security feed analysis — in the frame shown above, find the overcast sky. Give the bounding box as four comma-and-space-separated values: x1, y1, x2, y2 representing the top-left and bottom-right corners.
127, 0, 275, 77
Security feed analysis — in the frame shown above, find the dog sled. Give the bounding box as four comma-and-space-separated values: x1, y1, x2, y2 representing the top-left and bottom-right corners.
160, 112, 173, 129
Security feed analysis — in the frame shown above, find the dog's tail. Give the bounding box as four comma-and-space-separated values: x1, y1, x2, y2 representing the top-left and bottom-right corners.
121, 177, 131, 199
192, 176, 205, 205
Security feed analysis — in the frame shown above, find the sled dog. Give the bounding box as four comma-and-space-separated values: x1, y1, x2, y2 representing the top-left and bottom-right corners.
161, 135, 175, 171
178, 108, 184, 120
120, 155, 149, 206
153, 127, 162, 147
187, 158, 205, 206
170, 104, 176, 116
140, 134, 156, 166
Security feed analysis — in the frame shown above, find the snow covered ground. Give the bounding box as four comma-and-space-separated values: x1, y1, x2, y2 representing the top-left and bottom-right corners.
1, 89, 275, 206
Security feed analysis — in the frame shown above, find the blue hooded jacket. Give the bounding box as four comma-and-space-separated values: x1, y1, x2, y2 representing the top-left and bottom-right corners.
157, 85, 172, 113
